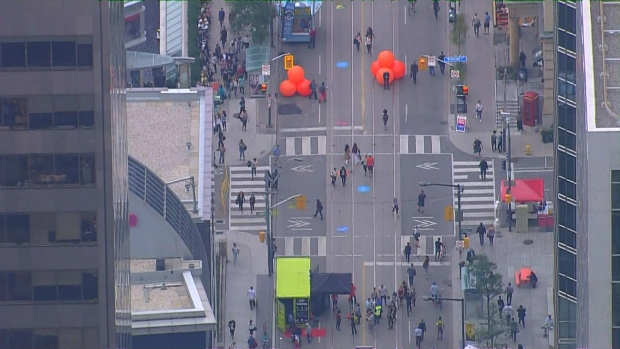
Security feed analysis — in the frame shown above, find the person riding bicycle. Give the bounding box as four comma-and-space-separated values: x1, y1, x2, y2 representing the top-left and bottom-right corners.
430, 282, 440, 303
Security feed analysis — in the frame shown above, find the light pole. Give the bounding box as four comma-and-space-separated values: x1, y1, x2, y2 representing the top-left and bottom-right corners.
500, 111, 513, 232
420, 182, 464, 239
267, 53, 291, 128
423, 296, 466, 349
266, 157, 303, 275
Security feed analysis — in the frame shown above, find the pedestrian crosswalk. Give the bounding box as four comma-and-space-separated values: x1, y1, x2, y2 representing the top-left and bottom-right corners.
282, 136, 327, 156
452, 160, 497, 227
275, 236, 327, 257
400, 235, 449, 257
399, 135, 443, 154
228, 165, 270, 232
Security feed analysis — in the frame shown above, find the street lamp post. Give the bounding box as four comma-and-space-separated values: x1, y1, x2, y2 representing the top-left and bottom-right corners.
500, 111, 514, 232
423, 296, 466, 349
420, 182, 463, 239
266, 157, 303, 275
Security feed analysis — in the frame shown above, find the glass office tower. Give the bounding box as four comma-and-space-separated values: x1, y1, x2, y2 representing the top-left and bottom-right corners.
0, 1, 130, 349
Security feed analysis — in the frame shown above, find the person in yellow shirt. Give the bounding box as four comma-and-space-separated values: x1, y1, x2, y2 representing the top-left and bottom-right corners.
436, 316, 445, 340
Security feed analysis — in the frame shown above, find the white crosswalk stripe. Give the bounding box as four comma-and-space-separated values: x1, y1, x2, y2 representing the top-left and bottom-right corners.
452, 160, 497, 227
276, 236, 327, 257
399, 135, 443, 154
282, 136, 327, 156
228, 165, 270, 232
400, 235, 449, 257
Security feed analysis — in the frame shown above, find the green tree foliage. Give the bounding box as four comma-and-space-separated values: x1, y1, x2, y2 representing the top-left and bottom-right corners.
467, 254, 509, 348
451, 13, 469, 46
228, 1, 277, 45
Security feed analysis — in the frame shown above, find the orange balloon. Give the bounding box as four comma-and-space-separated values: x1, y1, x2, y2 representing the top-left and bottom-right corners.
287, 65, 305, 84
392, 60, 406, 79
297, 79, 312, 97
375, 67, 394, 84
370, 61, 381, 76
279, 80, 297, 97
377, 51, 395, 68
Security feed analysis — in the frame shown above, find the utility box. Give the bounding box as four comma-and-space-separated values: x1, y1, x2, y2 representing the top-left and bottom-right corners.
522, 91, 540, 127
515, 204, 529, 232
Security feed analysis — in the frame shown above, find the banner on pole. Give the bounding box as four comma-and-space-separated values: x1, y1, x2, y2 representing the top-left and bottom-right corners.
456, 115, 467, 132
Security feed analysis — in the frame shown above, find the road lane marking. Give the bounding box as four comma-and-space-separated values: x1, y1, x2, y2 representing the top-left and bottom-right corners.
285, 237, 294, 256
405, 103, 408, 123
415, 135, 425, 154
286, 137, 295, 156
400, 135, 409, 154
317, 136, 327, 154
363, 261, 450, 267
431, 135, 441, 153
302, 237, 311, 255
318, 237, 326, 256
318, 55, 321, 75
301, 137, 312, 155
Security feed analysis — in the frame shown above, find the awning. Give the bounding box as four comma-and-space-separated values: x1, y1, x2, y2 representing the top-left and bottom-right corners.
501, 178, 544, 203
276, 257, 311, 298
311, 273, 352, 294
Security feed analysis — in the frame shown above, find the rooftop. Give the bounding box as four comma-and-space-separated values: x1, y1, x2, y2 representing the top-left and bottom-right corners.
586, 0, 620, 130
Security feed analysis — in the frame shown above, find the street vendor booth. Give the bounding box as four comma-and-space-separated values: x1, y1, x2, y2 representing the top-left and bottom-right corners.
276, 257, 311, 332
310, 272, 352, 316
501, 179, 553, 231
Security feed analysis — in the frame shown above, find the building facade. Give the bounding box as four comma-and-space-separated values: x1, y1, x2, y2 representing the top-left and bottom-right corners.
0, 1, 130, 349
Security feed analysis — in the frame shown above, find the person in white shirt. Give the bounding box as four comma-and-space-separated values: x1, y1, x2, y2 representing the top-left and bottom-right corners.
247, 287, 257, 310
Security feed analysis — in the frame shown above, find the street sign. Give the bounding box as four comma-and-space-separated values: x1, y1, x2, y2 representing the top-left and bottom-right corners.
284, 55, 294, 70
456, 115, 467, 132
451, 70, 460, 79
444, 55, 468, 63
262, 64, 270, 76
416, 162, 439, 170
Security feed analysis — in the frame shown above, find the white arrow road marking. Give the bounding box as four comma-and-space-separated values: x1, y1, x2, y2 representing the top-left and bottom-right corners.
416, 162, 439, 170
287, 217, 313, 230
412, 217, 437, 229
291, 165, 314, 173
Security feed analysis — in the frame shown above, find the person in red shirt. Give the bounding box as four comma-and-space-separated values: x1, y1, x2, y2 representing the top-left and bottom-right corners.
349, 283, 357, 306
308, 27, 316, 49
366, 155, 375, 178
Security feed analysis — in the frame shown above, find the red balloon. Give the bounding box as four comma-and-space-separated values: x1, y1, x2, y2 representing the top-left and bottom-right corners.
392, 60, 406, 79
375, 67, 394, 84
370, 61, 381, 76
377, 51, 395, 68
297, 79, 312, 97
279, 80, 297, 97
287, 66, 305, 84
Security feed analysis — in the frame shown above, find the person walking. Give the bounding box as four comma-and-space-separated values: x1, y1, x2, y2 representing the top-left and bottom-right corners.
479, 157, 489, 180
503, 304, 514, 325
404, 242, 412, 263
219, 144, 226, 164
392, 198, 399, 215
309, 80, 318, 99
498, 131, 504, 153
366, 154, 375, 178
220, 26, 228, 48
415, 326, 423, 348
497, 295, 505, 313
475, 100, 483, 121
305, 322, 312, 343
247, 286, 257, 310
405, 288, 413, 316
236, 191, 245, 212
436, 317, 444, 340
407, 263, 417, 287
517, 305, 526, 327
231, 242, 240, 264
432, 0, 440, 19
239, 75, 245, 95
472, 13, 481, 37
339, 166, 347, 186
383, 70, 391, 90
330, 168, 337, 187
335, 309, 341, 331
473, 137, 483, 157
418, 319, 427, 341
410, 61, 418, 84
314, 199, 324, 220
250, 158, 257, 179
417, 190, 426, 212
506, 282, 515, 305
240, 110, 248, 131
476, 222, 486, 245
365, 34, 372, 54
350, 312, 357, 335
491, 130, 498, 151
228, 319, 236, 340
487, 225, 495, 245
239, 140, 247, 161
218, 7, 225, 27
318, 82, 327, 103
510, 317, 519, 342
423, 256, 430, 278
434, 237, 445, 261
222, 111, 228, 131
428, 54, 436, 76
362, 155, 368, 176
484, 12, 491, 35
308, 27, 316, 49
543, 315, 553, 337
438, 51, 446, 75
353, 33, 361, 51
382, 109, 389, 130
249, 193, 256, 214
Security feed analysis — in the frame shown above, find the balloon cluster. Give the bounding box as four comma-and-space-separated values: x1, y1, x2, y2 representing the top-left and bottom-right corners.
279, 66, 313, 97
370, 51, 406, 85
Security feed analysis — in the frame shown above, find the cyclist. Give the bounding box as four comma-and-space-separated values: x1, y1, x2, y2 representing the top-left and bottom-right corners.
434, 237, 445, 262
430, 282, 439, 304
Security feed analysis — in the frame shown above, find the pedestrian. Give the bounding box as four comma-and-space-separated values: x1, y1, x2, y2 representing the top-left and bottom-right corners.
466, 248, 475, 264
309, 79, 318, 99
249, 193, 256, 214
434, 237, 445, 261
415, 326, 423, 347
510, 318, 519, 342
379, 284, 388, 305
247, 286, 256, 310
239, 75, 245, 95
506, 282, 515, 305
382, 109, 389, 130
503, 304, 514, 325
335, 309, 341, 331
339, 166, 347, 186
350, 313, 357, 335
473, 137, 483, 157
438, 51, 446, 75
270, 168, 279, 190
484, 12, 491, 35
219, 144, 226, 164
236, 191, 245, 212
432, 0, 440, 19
362, 155, 368, 176
352, 143, 359, 164
383, 70, 390, 90
344, 144, 351, 164
410, 61, 418, 84
353, 33, 361, 51
222, 111, 228, 131
475, 100, 483, 121
250, 158, 257, 179
517, 305, 526, 327
308, 27, 316, 49
305, 322, 312, 343
436, 317, 444, 340
218, 7, 225, 27
314, 199, 324, 220
417, 190, 426, 212
330, 167, 337, 187
404, 242, 412, 263
220, 26, 227, 48
422, 256, 429, 278
487, 225, 495, 245
231, 242, 240, 264
543, 315, 553, 337
365, 34, 372, 54
318, 82, 327, 103
498, 131, 504, 153
392, 198, 399, 215
366, 154, 374, 178
228, 319, 236, 339
273, 144, 281, 167
472, 13, 481, 37
239, 96, 246, 114
428, 55, 437, 76
497, 296, 505, 313
479, 157, 489, 179
407, 263, 417, 287
240, 110, 248, 131
476, 222, 486, 245
418, 319, 427, 341
331, 293, 338, 310
239, 140, 247, 161
248, 319, 257, 336
491, 130, 498, 151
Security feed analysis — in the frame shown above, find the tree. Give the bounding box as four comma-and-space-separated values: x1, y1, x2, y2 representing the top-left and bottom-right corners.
228, 2, 277, 45
467, 254, 509, 348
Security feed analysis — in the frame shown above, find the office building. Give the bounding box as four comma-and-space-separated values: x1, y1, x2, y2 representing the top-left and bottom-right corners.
0, 1, 130, 349
554, 1, 620, 348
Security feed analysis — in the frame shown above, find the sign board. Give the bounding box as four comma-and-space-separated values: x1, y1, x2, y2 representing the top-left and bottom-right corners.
284, 55, 294, 70
444, 55, 468, 63
295, 298, 309, 324
451, 70, 460, 79
427, 55, 437, 67
456, 115, 467, 132
262, 64, 271, 76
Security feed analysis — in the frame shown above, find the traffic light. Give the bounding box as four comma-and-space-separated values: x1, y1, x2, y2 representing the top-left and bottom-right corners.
501, 160, 506, 170
259, 231, 266, 243
418, 57, 428, 71
504, 193, 512, 203
260, 83, 267, 94
444, 206, 454, 221
296, 195, 306, 210
284, 55, 294, 70
456, 85, 468, 97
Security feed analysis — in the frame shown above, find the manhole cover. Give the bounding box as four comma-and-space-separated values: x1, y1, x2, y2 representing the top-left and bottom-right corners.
523, 239, 534, 245
278, 103, 302, 115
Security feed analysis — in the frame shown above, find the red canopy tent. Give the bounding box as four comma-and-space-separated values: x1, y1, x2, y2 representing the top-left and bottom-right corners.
501, 179, 544, 203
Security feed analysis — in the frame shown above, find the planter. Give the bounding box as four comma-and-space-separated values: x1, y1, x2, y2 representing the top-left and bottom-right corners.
541, 129, 553, 143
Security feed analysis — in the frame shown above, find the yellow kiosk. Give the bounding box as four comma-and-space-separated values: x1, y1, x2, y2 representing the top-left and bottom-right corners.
276, 257, 311, 332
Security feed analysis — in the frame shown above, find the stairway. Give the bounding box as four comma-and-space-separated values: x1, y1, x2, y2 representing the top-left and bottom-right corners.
495, 100, 520, 133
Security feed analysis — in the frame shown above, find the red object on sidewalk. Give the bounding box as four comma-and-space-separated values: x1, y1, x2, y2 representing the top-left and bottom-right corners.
282, 328, 327, 338
522, 91, 540, 127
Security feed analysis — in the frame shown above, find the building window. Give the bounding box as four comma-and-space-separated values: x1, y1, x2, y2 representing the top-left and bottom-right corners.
557, 128, 577, 152
51, 41, 77, 67
558, 274, 577, 297
0, 42, 26, 68
76, 43, 93, 67
0, 95, 95, 131
2, 155, 29, 187
558, 226, 577, 249
557, 103, 576, 133
26, 41, 51, 68
613, 211, 620, 256
558, 200, 577, 230
0, 212, 97, 245
558, 30, 577, 53
7, 271, 32, 301
558, 177, 577, 201
557, 2, 577, 34
558, 295, 577, 338
0, 328, 98, 349
558, 151, 577, 182
0, 271, 97, 303
0, 154, 95, 188
0, 38, 92, 70
0, 98, 28, 129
